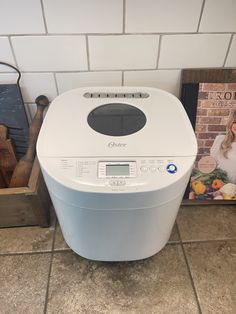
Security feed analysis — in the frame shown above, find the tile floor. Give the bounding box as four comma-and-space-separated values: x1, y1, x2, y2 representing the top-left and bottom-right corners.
0, 205, 235, 314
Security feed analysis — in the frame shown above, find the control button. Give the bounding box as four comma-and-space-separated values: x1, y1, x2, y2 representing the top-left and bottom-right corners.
109, 180, 117, 186
158, 165, 165, 172
140, 166, 148, 172
118, 180, 126, 186
109, 180, 126, 186
166, 163, 177, 174
150, 166, 157, 172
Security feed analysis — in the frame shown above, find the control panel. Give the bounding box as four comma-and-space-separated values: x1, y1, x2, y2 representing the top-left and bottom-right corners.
47, 157, 183, 192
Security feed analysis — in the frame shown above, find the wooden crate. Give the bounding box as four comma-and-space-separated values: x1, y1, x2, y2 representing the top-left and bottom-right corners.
0, 158, 51, 228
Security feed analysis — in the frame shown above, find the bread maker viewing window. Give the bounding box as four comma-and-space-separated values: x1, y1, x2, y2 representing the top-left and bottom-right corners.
87, 103, 146, 136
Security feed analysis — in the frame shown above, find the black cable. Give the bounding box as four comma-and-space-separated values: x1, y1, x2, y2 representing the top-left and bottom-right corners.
0, 61, 21, 85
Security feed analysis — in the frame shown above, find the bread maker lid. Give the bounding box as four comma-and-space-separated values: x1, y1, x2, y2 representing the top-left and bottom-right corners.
37, 87, 197, 158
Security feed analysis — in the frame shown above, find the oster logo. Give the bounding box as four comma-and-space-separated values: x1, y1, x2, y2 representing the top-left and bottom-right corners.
108, 142, 127, 148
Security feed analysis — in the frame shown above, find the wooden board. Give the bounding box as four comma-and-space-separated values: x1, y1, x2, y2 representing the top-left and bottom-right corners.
0, 124, 17, 186
0, 158, 51, 227
181, 68, 236, 83
0, 84, 29, 159
0, 170, 6, 188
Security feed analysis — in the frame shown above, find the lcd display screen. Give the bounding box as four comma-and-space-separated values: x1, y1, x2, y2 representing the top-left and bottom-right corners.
106, 164, 129, 176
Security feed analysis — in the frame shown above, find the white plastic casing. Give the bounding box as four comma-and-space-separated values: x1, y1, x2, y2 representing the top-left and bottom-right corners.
37, 87, 197, 261
37, 86, 197, 159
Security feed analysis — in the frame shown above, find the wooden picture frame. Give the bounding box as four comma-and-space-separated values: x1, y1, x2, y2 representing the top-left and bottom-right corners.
181, 69, 236, 205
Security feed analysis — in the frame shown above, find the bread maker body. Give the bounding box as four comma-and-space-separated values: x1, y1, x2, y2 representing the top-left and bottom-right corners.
37, 87, 197, 261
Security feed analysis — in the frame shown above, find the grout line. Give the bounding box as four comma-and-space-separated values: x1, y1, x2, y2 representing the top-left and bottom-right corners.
52, 222, 72, 253
0, 69, 125, 74
6, 32, 236, 37
43, 220, 57, 314
40, 0, 48, 34
166, 241, 181, 245
86, 35, 90, 71
181, 238, 236, 244
53, 72, 59, 95
176, 220, 182, 242
156, 35, 162, 69
175, 221, 236, 244
51, 220, 57, 252
0, 251, 52, 257
121, 71, 124, 86
2, 66, 234, 75
8, 37, 19, 68
176, 224, 203, 314
0, 68, 176, 74
0, 69, 130, 74
53, 248, 72, 253
223, 33, 234, 67
0, 239, 234, 257
197, 0, 206, 32
43, 255, 53, 314
123, 0, 126, 33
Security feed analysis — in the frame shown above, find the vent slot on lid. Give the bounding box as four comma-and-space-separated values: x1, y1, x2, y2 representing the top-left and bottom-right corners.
83, 92, 149, 99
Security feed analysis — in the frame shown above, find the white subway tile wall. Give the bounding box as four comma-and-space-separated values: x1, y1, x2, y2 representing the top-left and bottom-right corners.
0, 73, 18, 83
225, 35, 236, 67
0, 0, 235, 102
0, 73, 57, 102
199, 0, 236, 32
19, 73, 57, 103
89, 35, 159, 70
126, 0, 203, 33
0, 37, 15, 71
11, 36, 87, 71
124, 70, 181, 97
56, 72, 122, 94
159, 34, 231, 68
43, 0, 123, 34
0, 0, 45, 35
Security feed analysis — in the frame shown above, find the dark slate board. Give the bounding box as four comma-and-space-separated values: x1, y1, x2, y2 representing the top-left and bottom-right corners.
0, 84, 29, 159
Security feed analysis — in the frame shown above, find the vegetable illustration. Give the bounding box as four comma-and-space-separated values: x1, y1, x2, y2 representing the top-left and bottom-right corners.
214, 195, 224, 200
220, 183, 236, 199
189, 191, 195, 200
211, 179, 223, 190
190, 167, 230, 200
192, 181, 206, 194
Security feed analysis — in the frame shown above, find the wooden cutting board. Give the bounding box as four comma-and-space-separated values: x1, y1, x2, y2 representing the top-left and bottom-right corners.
0, 124, 17, 186
0, 169, 6, 188
0, 84, 29, 159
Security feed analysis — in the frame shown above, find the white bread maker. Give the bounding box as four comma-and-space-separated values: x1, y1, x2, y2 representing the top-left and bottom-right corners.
37, 87, 197, 261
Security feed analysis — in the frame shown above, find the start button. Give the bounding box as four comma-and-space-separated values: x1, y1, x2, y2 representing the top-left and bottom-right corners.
109, 180, 126, 186
166, 164, 177, 174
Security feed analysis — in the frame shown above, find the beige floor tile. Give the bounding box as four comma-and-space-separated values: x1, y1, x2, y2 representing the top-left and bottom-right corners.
0, 225, 55, 254
47, 245, 199, 314
177, 205, 236, 241
168, 223, 180, 242
184, 241, 236, 314
49, 205, 57, 226
0, 253, 51, 314
54, 223, 70, 251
